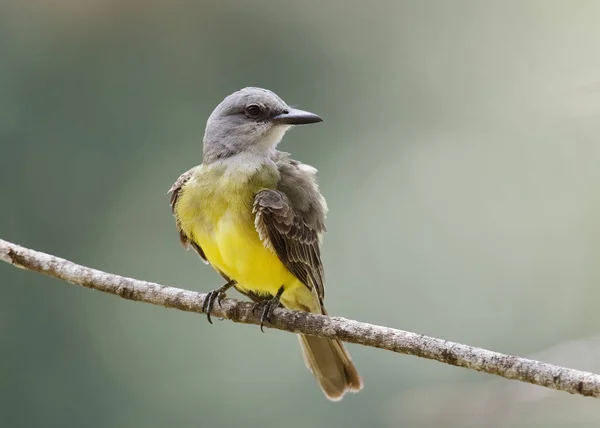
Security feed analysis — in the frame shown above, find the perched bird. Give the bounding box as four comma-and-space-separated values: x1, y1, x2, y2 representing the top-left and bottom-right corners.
169, 87, 363, 400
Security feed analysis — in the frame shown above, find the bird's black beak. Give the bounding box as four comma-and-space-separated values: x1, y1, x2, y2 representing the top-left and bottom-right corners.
272, 108, 323, 125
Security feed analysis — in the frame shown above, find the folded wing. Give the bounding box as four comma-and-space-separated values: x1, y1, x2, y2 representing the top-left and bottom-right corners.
253, 189, 325, 307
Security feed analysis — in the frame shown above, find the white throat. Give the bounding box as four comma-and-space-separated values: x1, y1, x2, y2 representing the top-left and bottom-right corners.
252, 124, 291, 153
206, 125, 290, 178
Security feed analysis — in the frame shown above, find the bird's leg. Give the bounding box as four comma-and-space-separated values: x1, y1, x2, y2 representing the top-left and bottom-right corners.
203, 279, 236, 324
253, 286, 285, 333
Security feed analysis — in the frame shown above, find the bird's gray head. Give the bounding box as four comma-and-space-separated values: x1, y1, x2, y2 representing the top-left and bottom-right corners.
202, 87, 322, 163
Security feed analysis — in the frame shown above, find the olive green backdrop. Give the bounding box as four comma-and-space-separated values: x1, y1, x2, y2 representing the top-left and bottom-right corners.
2, 1, 600, 427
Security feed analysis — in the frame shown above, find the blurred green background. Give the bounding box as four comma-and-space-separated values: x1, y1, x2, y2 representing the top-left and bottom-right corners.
2, 1, 600, 427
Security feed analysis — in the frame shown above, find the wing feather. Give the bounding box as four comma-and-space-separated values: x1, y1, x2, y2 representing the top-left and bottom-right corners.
168, 167, 208, 264
253, 189, 325, 303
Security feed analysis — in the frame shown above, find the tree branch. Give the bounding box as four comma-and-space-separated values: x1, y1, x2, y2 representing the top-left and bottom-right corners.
1, 238, 599, 398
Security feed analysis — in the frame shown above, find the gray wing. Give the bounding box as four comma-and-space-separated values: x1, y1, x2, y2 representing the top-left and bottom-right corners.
253, 189, 325, 302
273, 151, 327, 232
168, 166, 208, 264
253, 154, 328, 302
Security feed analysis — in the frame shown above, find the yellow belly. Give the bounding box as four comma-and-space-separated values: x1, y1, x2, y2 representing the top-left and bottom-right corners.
192, 208, 298, 297
174, 164, 307, 302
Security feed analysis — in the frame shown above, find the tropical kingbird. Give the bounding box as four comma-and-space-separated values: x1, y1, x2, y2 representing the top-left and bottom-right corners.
169, 87, 363, 400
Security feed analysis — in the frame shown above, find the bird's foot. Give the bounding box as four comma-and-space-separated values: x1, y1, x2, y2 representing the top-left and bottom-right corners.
253, 286, 285, 333
203, 280, 235, 324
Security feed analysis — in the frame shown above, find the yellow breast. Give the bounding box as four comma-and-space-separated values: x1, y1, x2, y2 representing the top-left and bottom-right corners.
174, 163, 297, 296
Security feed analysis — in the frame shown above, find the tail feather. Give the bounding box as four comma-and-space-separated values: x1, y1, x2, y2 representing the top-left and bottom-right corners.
281, 288, 363, 400
298, 334, 363, 401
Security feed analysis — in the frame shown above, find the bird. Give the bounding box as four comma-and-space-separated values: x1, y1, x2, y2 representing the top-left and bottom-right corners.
168, 87, 363, 401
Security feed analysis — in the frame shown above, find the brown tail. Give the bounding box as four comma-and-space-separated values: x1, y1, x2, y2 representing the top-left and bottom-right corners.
298, 334, 363, 401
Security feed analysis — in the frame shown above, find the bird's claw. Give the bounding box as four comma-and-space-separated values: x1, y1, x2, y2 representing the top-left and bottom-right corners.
203, 280, 235, 324
252, 286, 285, 332
203, 289, 224, 324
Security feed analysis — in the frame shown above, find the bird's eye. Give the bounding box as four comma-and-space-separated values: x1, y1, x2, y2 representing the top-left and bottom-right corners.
245, 104, 262, 118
